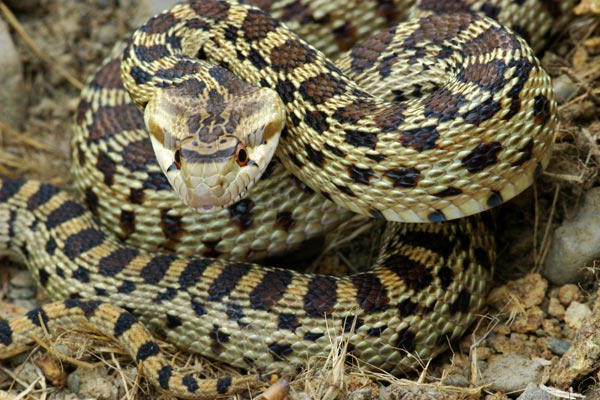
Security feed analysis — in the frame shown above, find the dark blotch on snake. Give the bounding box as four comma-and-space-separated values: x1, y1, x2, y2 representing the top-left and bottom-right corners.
0, 320, 13, 346
179, 259, 213, 288
351, 273, 390, 314
395, 328, 416, 352
228, 198, 254, 230
385, 254, 433, 291
449, 289, 471, 314
140, 254, 177, 285
533, 94, 552, 125
342, 316, 364, 332
189, 0, 230, 21
155, 287, 178, 303
241, 8, 278, 41
72, 266, 91, 283
216, 377, 232, 394
278, 313, 300, 331
140, 11, 180, 34
298, 73, 346, 105
304, 276, 337, 317
119, 210, 135, 236
270, 39, 317, 73
276, 211, 295, 231
348, 165, 375, 185
461, 141, 502, 173
26, 183, 60, 211
114, 312, 138, 337
118, 280, 136, 294
249, 270, 293, 311
399, 126, 439, 151
304, 110, 330, 133
397, 298, 419, 317
26, 307, 49, 328
303, 331, 324, 341
182, 376, 199, 393
345, 129, 378, 149
512, 139, 534, 167
99, 248, 140, 276
433, 186, 463, 197
334, 184, 356, 197
384, 167, 421, 188
208, 263, 253, 302
63, 228, 106, 260
305, 144, 326, 167
268, 343, 293, 361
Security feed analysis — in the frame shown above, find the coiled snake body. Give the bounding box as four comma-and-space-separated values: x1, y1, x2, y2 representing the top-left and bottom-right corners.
0, 0, 573, 398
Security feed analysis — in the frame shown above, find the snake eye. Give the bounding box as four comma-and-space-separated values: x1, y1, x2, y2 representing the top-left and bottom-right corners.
235, 144, 249, 167
174, 149, 182, 169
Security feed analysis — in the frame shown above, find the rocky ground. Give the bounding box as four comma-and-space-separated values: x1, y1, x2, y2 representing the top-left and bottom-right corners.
0, 0, 599, 399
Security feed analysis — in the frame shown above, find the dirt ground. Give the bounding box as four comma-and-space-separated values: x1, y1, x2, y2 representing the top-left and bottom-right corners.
0, 0, 599, 399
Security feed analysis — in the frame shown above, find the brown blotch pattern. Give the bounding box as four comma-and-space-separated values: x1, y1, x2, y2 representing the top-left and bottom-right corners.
457, 59, 507, 93
303, 276, 337, 317
298, 73, 346, 105
140, 11, 180, 35
385, 254, 433, 291
249, 270, 293, 311
403, 13, 476, 49
91, 57, 124, 89
121, 139, 155, 172
349, 28, 395, 74
270, 39, 316, 73
275, 211, 295, 231
189, 0, 230, 21
511, 139, 534, 167
241, 8, 278, 41
533, 94, 552, 126
88, 104, 145, 142
351, 273, 390, 314
422, 89, 466, 122
461, 141, 502, 173
119, 210, 136, 237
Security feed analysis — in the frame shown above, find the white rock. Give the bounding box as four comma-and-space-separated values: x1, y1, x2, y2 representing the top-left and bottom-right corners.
564, 301, 592, 329
543, 187, 600, 284
480, 354, 550, 393
0, 18, 25, 129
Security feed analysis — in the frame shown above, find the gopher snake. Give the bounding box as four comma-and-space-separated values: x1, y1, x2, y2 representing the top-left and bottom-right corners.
0, 0, 573, 398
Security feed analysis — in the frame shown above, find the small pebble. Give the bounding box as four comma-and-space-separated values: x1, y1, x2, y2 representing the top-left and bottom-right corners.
480, 354, 548, 393
512, 306, 544, 333
348, 388, 372, 400
553, 74, 578, 104
558, 284, 580, 306
547, 297, 566, 319
516, 383, 557, 400
0, 18, 26, 129
97, 25, 118, 45
564, 301, 592, 329
544, 187, 600, 284
544, 337, 572, 355
443, 374, 470, 387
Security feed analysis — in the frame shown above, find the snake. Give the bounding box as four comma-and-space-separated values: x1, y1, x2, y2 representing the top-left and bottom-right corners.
0, 0, 574, 398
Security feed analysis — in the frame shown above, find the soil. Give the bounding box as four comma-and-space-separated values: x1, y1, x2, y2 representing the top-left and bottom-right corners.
0, 0, 599, 399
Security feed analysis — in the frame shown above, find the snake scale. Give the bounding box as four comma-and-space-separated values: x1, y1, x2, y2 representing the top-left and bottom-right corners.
0, 0, 575, 398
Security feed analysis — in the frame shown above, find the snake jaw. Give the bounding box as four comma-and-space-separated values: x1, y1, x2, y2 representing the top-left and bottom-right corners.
144, 83, 285, 212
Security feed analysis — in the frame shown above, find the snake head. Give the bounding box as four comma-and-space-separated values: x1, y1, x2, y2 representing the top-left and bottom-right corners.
144, 77, 285, 212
